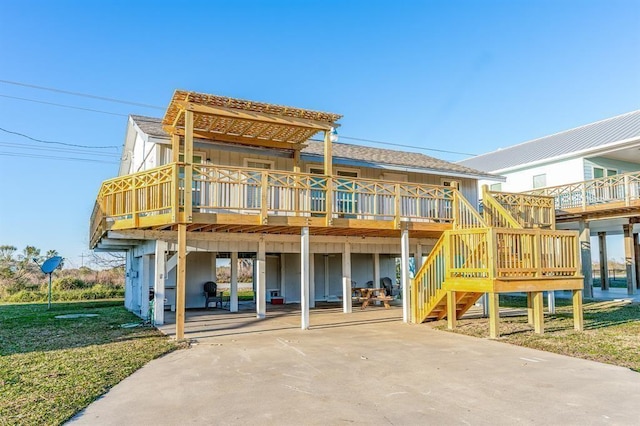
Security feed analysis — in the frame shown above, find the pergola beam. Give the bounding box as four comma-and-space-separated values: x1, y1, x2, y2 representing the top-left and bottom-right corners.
165, 126, 304, 151
175, 100, 335, 131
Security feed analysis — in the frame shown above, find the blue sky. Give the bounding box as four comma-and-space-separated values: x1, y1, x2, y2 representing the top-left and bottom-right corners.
0, 0, 638, 267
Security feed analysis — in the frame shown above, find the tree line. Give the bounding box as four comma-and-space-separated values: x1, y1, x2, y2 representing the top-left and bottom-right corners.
0, 245, 124, 301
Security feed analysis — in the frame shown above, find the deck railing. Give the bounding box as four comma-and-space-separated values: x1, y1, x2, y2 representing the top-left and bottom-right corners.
189, 164, 458, 222
527, 170, 640, 212
482, 186, 555, 229
91, 162, 468, 245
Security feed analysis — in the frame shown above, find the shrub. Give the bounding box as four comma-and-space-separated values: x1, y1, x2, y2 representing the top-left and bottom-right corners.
51, 276, 88, 291
2, 285, 124, 303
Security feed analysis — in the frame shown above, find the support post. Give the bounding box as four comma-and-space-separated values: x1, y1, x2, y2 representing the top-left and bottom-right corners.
598, 232, 609, 290
301, 227, 310, 329
578, 220, 594, 298
533, 291, 544, 334
280, 253, 287, 303
414, 244, 423, 275
153, 240, 167, 326
140, 255, 150, 320
324, 255, 330, 298
176, 224, 187, 340
256, 238, 266, 319
230, 251, 238, 312
184, 110, 194, 222
623, 223, 637, 295
573, 289, 584, 331
373, 252, 380, 289
547, 291, 556, 314
401, 227, 411, 323
342, 242, 352, 313
481, 293, 489, 318
527, 292, 534, 325
447, 291, 457, 330
324, 130, 333, 226
634, 233, 640, 290
488, 293, 499, 339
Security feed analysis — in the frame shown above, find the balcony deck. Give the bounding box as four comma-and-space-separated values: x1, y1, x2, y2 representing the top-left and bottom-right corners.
527, 170, 640, 222
90, 163, 477, 247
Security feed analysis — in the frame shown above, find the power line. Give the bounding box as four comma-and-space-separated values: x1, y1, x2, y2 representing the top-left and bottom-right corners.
0, 94, 129, 118
0, 142, 121, 158
0, 151, 118, 164
0, 126, 120, 149
0, 79, 477, 157
0, 78, 164, 110
338, 135, 477, 157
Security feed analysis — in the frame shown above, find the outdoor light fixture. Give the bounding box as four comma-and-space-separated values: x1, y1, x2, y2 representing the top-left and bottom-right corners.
329, 127, 339, 143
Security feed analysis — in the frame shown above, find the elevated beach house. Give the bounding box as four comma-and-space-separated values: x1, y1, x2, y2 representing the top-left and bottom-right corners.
90, 90, 585, 339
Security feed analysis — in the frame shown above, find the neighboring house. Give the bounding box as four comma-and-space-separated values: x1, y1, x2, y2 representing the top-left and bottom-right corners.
459, 110, 640, 193
459, 110, 640, 296
90, 90, 584, 339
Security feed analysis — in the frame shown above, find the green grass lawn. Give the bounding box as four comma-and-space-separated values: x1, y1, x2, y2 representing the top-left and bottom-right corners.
0, 300, 182, 425
435, 295, 640, 372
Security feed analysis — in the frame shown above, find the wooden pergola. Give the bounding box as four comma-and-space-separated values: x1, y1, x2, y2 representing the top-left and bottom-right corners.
161, 90, 343, 339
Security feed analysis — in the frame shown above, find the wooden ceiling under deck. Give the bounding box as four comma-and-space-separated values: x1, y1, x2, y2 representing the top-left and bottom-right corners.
147, 220, 449, 239
555, 201, 640, 223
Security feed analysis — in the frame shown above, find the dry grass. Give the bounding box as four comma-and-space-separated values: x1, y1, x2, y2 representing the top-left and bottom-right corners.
434, 296, 640, 372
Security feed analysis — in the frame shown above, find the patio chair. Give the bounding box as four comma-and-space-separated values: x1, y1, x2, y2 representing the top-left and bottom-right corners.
380, 277, 393, 297
203, 281, 223, 309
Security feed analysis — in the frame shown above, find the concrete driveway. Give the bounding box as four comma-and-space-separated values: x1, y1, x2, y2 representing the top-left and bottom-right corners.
70, 305, 640, 425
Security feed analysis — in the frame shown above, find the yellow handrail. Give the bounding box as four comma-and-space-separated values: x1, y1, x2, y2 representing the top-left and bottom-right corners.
411, 233, 447, 323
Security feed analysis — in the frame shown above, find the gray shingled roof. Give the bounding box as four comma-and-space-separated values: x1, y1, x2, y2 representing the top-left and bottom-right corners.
458, 110, 640, 172
130, 115, 497, 179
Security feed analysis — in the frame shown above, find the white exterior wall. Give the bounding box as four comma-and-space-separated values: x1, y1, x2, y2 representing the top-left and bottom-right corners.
120, 235, 435, 309
478, 157, 585, 192
128, 132, 159, 173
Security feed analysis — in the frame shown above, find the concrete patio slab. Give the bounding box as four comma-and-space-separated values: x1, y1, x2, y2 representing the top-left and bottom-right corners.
69, 304, 640, 425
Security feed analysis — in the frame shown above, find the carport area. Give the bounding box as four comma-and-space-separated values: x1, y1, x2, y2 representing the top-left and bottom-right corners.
71, 303, 640, 425
157, 301, 403, 341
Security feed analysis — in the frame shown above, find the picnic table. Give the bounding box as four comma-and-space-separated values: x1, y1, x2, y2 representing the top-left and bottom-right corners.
352, 288, 393, 310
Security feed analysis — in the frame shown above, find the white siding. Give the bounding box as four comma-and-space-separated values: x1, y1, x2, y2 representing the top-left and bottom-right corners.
478, 158, 585, 192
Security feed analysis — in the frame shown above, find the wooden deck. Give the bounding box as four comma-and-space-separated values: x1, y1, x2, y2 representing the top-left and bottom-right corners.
89, 163, 479, 247
527, 170, 640, 222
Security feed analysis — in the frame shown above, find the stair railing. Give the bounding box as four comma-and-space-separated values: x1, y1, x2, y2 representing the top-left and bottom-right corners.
411, 235, 447, 323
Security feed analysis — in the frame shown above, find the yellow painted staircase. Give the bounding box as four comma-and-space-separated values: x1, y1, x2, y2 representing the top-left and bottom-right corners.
411, 186, 584, 327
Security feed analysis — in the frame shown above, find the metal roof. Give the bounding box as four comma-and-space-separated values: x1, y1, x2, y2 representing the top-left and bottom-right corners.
130, 115, 498, 180
458, 110, 640, 172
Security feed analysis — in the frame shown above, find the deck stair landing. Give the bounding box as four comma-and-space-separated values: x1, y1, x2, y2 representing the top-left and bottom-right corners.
411, 186, 584, 338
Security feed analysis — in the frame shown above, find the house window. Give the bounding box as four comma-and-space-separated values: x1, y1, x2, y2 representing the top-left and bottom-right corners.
308, 167, 359, 216
490, 183, 502, 191
593, 167, 617, 179
244, 159, 274, 170
440, 178, 460, 188
243, 159, 273, 209
532, 174, 547, 189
